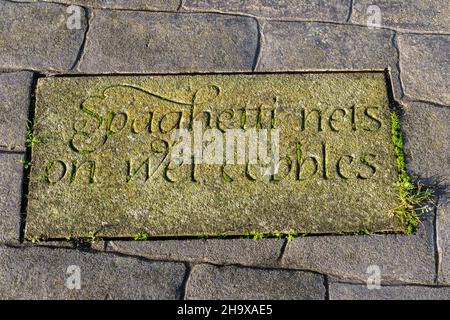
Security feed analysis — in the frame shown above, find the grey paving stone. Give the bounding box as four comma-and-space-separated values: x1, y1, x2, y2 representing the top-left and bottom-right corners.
78, 11, 258, 73
398, 34, 450, 105
186, 264, 325, 300
351, 0, 450, 33
438, 197, 450, 285
257, 21, 402, 98
39, 0, 180, 10
183, 0, 351, 22
0, 245, 186, 299
0, 153, 24, 244
108, 239, 284, 267
0, 72, 33, 152
401, 101, 450, 185
0, 1, 87, 71
282, 211, 436, 284
330, 281, 450, 300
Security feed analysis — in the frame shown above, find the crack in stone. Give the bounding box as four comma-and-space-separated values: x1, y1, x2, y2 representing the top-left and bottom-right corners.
394, 35, 449, 106
71, 7, 91, 71
323, 274, 330, 300
2, 241, 441, 287
103, 245, 325, 277
252, 18, 263, 72
179, 262, 192, 300
346, 0, 353, 23
1, 242, 194, 266
276, 239, 288, 263
175, 6, 450, 35
332, 278, 450, 288
435, 197, 443, 284
278, 239, 291, 267
407, 99, 450, 109
319, 273, 438, 287
0, 148, 26, 154
177, 0, 184, 12
391, 32, 405, 98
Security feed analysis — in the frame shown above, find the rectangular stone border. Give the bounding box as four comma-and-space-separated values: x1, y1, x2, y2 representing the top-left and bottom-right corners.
21, 68, 418, 242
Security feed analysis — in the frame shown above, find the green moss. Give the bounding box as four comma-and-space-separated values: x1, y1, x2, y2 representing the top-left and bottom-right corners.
19, 159, 32, 169
252, 231, 264, 240
133, 232, 148, 241
26, 233, 52, 243
65, 235, 78, 241
390, 111, 432, 233
272, 231, 283, 240
286, 230, 299, 241
86, 231, 98, 243
29, 235, 41, 244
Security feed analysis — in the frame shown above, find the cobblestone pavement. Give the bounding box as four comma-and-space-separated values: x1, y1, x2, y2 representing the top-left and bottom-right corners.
0, 0, 449, 299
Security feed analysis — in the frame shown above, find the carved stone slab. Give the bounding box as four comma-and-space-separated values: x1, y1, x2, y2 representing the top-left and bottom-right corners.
26, 72, 404, 239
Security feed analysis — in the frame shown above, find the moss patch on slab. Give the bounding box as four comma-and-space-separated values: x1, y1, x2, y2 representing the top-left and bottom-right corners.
390, 111, 432, 233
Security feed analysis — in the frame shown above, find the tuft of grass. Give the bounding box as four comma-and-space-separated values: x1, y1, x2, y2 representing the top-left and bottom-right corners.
25, 120, 40, 148
133, 232, 148, 241
391, 111, 432, 233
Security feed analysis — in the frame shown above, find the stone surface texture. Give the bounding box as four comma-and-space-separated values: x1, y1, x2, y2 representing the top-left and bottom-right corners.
41, 0, 180, 10
0, 72, 33, 151
186, 264, 326, 300
0, 154, 25, 243
282, 211, 436, 284
78, 11, 258, 73
107, 239, 284, 267
184, 0, 351, 21
438, 197, 450, 285
398, 34, 449, 105
0, 0, 87, 71
352, 0, 450, 33
401, 101, 450, 185
257, 22, 403, 98
0, 245, 186, 299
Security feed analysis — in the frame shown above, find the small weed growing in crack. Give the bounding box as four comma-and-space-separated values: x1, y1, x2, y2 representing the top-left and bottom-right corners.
25, 120, 40, 148
391, 111, 433, 233
133, 232, 148, 241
